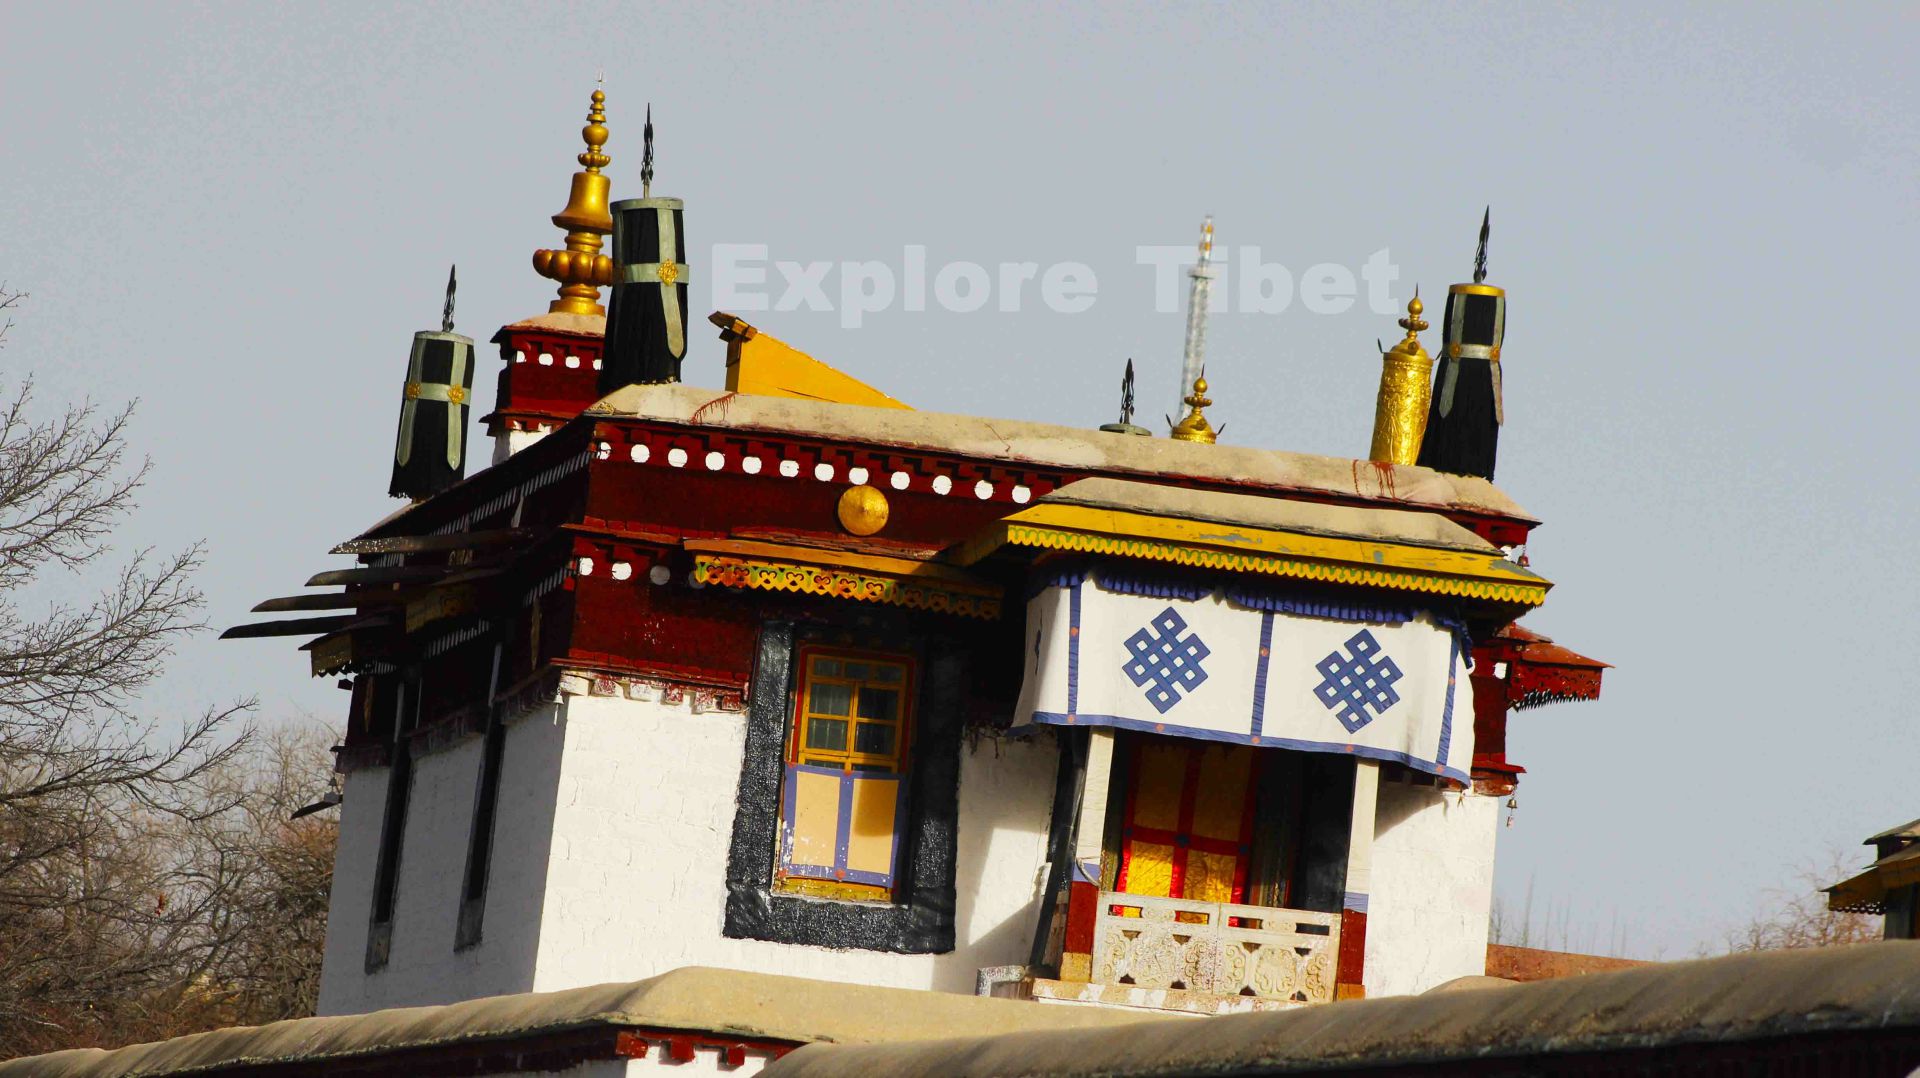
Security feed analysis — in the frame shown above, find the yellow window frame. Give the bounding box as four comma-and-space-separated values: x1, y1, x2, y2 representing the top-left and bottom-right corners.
788, 648, 914, 774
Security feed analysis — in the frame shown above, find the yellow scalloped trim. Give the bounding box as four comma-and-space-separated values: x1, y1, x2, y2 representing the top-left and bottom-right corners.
1002, 525, 1547, 605
692, 555, 1003, 620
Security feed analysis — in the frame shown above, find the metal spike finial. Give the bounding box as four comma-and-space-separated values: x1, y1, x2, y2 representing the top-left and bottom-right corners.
1120, 359, 1136, 426
1473, 206, 1490, 284
441, 265, 457, 333
641, 103, 655, 198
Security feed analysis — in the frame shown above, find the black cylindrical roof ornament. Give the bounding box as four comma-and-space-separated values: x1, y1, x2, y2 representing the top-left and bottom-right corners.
1417, 209, 1506, 481
389, 266, 475, 500
599, 197, 688, 391
599, 108, 689, 391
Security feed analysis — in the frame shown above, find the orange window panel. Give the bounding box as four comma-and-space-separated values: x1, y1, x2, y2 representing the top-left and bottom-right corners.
1115, 737, 1259, 905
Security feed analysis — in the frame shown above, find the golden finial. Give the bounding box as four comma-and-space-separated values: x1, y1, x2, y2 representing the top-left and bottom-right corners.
1169, 375, 1218, 444
1369, 290, 1435, 466
532, 89, 615, 317
579, 89, 610, 172
1394, 291, 1429, 351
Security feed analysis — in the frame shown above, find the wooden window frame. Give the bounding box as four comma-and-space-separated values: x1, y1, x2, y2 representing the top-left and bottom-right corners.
787, 647, 916, 775
723, 621, 962, 955
775, 646, 918, 902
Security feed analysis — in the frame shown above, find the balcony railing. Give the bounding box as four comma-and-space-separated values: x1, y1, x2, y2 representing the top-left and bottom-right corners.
1091, 892, 1340, 1005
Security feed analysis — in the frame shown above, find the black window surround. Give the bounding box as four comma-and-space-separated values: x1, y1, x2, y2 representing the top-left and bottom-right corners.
365, 676, 422, 973
723, 621, 961, 954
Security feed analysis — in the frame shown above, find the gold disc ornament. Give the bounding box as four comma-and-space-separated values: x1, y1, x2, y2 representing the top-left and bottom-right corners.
837, 484, 890, 536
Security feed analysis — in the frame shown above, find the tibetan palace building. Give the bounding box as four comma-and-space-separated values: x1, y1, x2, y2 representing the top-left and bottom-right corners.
224, 90, 1606, 1023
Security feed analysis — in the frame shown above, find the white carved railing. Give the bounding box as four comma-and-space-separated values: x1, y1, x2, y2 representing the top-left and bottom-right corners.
1091, 892, 1340, 1004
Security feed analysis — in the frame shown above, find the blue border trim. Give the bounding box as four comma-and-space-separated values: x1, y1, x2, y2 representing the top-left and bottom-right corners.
1432, 612, 1476, 670
1066, 581, 1082, 717
833, 769, 856, 871
776, 762, 804, 874
1436, 634, 1459, 769
1250, 611, 1274, 740
1343, 892, 1370, 913
1029, 711, 1470, 785
1033, 561, 1422, 625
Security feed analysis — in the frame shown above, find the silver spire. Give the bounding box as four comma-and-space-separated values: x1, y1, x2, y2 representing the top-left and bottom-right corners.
1176, 216, 1216, 413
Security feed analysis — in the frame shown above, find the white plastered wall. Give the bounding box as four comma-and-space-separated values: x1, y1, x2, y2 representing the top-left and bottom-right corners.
316, 704, 569, 1016
316, 765, 387, 1015
530, 689, 1059, 995
492, 427, 551, 465
1362, 779, 1500, 997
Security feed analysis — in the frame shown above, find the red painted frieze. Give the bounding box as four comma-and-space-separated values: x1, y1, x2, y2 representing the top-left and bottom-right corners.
486, 326, 607, 434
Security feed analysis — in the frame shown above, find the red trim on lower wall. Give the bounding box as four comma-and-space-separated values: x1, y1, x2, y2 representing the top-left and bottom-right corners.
1064, 879, 1100, 958
613, 1026, 800, 1062
1337, 908, 1368, 996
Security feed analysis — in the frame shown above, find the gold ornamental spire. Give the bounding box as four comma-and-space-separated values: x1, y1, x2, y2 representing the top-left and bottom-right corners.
532, 89, 616, 317
1367, 292, 1434, 465
1169, 375, 1218, 444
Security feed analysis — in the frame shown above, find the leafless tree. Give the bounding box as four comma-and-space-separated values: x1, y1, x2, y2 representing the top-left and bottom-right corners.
192, 721, 339, 1023
0, 284, 324, 1056
0, 723, 337, 1056
1725, 848, 1881, 953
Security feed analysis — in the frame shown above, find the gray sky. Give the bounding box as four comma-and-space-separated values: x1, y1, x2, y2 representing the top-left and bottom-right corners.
3, 1, 1914, 959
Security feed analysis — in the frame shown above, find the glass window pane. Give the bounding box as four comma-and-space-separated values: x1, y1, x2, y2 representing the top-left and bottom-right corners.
857, 688, 899, 722
873, 664, 904, 683
813, 658, 842, 678
843, 662, 870, 682
805, 718, 848, 752
809, 682, 852, 716
854, 722, 896, 756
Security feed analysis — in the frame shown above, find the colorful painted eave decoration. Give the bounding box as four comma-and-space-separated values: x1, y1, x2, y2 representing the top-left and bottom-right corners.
956, 505, 1551, 607
687, 540, 1003, 620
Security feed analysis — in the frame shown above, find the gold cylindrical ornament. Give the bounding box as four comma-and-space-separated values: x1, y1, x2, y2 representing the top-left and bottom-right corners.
1368, 297, 1433, 466
1369, 347, 1433, 465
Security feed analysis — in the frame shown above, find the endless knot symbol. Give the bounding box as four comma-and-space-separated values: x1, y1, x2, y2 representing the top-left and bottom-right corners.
1312, 629, 1403, 733
1122, 607, 1211, 715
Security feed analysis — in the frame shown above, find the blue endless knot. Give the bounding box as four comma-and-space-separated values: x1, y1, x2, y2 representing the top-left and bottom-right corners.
1312, 629, 1404, 733
1122, 607, 1212, 715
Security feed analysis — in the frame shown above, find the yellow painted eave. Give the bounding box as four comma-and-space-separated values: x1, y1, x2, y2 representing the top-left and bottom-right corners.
955, 504, 1551, 606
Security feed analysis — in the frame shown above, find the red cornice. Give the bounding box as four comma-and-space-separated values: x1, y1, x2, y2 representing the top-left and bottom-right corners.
487, 324, 607, 435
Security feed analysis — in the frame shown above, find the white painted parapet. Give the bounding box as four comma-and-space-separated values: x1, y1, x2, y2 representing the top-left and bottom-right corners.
1362, 779, 1500, 998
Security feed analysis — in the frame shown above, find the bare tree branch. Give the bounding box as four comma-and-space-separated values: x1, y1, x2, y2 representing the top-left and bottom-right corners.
0, 292, 331, 1056
1725, 849, 1881, 953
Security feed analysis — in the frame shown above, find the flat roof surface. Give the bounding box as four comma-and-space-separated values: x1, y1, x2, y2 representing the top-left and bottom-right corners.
762, 943, 1920, 1077
0, 967, 1156, 1078
1037, 477, 1506, 555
